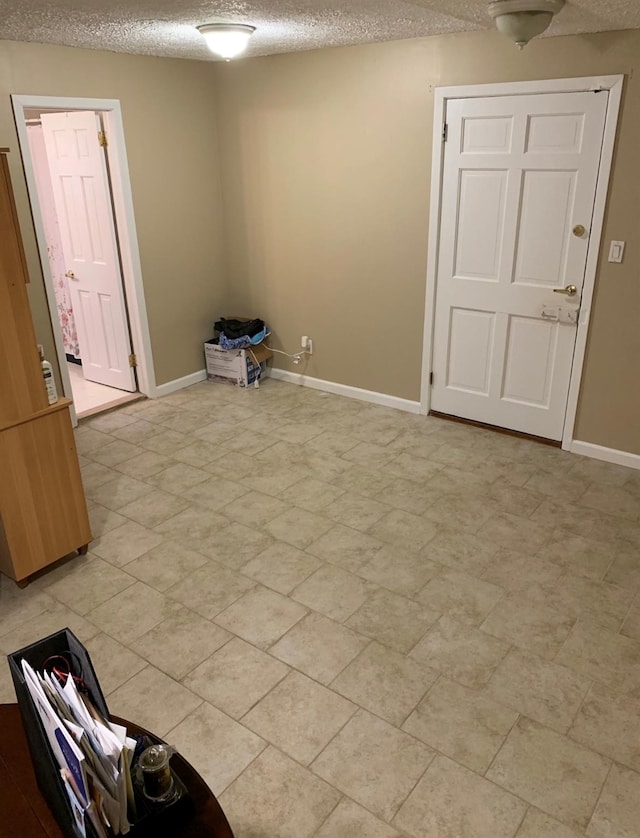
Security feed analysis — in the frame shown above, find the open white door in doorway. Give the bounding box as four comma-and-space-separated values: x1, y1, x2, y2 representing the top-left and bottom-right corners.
430, 89, 609, 440
41, 111, 136, 392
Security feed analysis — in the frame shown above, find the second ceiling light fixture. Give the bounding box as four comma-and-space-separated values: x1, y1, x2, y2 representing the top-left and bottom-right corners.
488, 0, 566, 49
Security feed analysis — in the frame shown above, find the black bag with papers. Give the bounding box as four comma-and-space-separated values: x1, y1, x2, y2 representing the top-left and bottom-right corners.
8, 628, 110, 838
9, 628, 191, 837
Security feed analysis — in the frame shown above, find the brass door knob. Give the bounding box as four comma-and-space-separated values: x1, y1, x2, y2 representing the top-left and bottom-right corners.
573, 225, 586, 237
553, 284, 578, 297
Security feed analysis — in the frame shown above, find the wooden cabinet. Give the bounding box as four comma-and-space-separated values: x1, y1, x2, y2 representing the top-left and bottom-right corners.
0, 149, 91, 584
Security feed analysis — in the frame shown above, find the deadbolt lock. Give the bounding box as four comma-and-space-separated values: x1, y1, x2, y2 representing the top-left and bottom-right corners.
573, 224, 586, 238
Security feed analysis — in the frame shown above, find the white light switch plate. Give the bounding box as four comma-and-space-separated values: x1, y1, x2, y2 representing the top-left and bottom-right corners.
608, 240, 625, 263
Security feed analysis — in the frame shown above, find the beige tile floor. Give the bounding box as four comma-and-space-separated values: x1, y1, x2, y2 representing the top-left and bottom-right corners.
2, 378, 640, 837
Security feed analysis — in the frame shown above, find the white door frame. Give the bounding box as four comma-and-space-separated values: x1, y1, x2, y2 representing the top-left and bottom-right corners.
11, 94, 156, 414
420, 75, 624, 450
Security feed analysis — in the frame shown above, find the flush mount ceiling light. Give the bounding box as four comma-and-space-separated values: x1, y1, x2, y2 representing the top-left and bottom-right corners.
197, 23, 256, 59
488, 0, 565, 49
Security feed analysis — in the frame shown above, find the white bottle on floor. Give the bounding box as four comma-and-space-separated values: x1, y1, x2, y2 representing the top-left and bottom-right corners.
38, 344, 58, 405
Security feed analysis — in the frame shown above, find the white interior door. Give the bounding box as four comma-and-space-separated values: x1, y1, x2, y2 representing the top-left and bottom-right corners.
41, 111, 136, 391
27, 124, 82, 360
431, 91, 608, 439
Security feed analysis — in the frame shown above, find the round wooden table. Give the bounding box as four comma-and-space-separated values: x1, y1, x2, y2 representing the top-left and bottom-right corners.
0, 704, 234, 837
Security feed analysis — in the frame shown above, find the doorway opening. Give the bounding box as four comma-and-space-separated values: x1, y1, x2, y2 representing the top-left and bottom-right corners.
12, 95, 155, 421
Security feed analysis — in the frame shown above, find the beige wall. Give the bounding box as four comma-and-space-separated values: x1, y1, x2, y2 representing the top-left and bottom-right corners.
0, 40, 225, 388
3, 31, 638, 453
214, 28, 640, 454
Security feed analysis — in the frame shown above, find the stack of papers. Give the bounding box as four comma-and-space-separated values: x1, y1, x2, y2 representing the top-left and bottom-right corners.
21, 659, 138, 837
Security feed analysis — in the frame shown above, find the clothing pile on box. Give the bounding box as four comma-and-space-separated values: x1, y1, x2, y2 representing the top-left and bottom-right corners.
204, 316, 272, 386
215, 318, 268, 349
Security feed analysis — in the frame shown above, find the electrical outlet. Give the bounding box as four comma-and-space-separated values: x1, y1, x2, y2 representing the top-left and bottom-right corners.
301, 335, 313, 355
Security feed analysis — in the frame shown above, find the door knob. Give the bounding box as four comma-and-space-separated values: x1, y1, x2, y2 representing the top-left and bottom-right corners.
65, 270, 76, 279
553, 284, 577, 297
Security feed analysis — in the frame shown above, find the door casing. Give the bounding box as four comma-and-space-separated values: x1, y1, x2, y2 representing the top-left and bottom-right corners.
421, 75, 624, 451
11, 94, 156, 419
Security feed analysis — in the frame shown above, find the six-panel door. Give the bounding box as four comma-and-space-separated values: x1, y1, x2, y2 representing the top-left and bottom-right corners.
41, 111, 136, 392
431, 91, 608, 439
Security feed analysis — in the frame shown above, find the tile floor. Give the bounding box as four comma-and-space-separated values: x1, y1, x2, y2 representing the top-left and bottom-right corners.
2, 378, 640, 837
68, 361, 141, 417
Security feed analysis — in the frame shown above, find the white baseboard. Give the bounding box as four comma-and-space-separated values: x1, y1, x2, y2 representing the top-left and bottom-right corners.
268, 367, 422, 414
570, 440, 640, 471
153, 369, 207, 398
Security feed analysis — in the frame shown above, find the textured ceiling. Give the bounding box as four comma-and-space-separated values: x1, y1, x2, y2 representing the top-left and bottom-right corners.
0, 0, 638, 61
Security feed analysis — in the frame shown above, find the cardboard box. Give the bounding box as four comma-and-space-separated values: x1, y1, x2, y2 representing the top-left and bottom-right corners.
204, 340, 272, 386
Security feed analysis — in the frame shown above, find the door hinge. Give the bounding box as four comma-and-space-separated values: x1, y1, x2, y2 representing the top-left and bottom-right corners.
128, 353, 137, 368
98, 130, 108, 147
442, 124, 448, 142
430, 371, 434, 385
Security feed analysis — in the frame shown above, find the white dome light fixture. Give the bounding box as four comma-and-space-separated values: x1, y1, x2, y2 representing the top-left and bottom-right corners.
488, 0, 565, 49
197, 23, 256, 59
